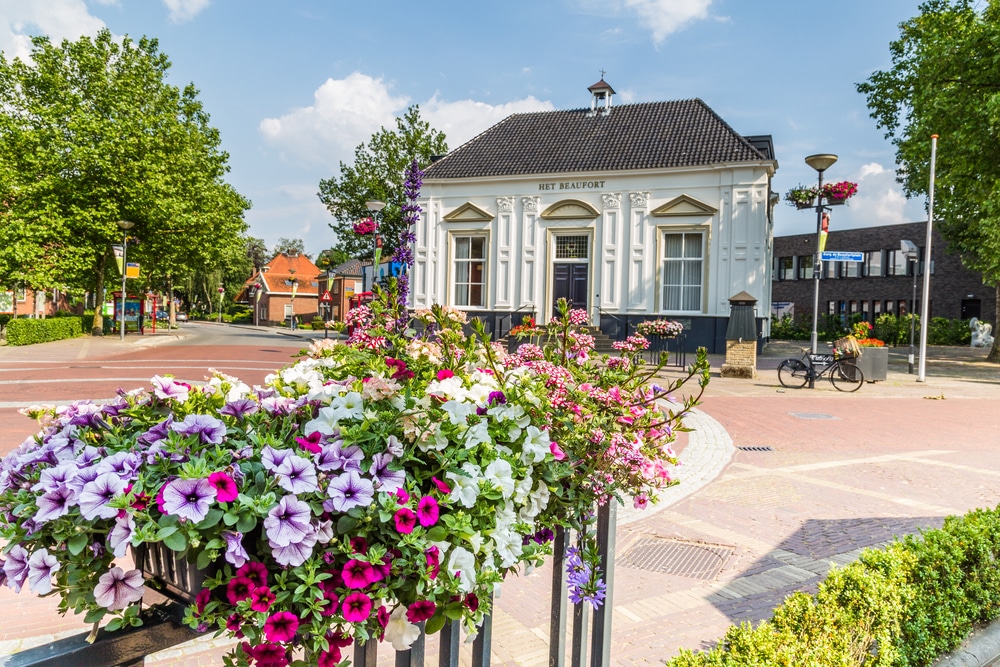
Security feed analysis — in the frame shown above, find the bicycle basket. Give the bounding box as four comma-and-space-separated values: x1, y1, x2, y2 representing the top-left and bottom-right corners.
834, 335, 862, 359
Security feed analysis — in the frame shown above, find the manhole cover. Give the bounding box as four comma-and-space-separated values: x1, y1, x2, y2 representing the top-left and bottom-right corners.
619, 538, 733, 580
738, 446, 774, 452
788, 412, 838, 420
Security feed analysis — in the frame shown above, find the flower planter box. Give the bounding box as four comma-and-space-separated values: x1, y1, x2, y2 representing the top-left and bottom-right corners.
133, 542, 212, 605
854, 346, 888, 382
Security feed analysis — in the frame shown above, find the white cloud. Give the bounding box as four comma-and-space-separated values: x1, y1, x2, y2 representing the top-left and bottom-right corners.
845, 163, 912, 228
0, 0, 105, 61
162, 0, 211, 23
259, 72, 554, 167
622, 0, 714, 44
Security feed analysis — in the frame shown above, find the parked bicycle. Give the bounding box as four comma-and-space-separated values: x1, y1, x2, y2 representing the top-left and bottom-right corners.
777, 337, 865, 392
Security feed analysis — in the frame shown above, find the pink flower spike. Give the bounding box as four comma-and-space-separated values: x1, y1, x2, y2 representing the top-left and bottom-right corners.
431, 476, 451, 494
416, 495, 439, 527
550, 442, 567, 461
341, 591, 373, 622
208, 471, 239, 502
394, 508, 417, 534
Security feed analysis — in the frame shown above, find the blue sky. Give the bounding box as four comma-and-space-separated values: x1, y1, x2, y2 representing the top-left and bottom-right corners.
1, 0, 930, 257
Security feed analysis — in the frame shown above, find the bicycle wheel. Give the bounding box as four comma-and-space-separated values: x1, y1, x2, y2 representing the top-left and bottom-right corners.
777, 359, 810, 388
830, 361, 864, 392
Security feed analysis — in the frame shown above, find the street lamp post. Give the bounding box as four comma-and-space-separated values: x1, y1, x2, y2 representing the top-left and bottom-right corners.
253, 282, 261, 327
217, 285, 225, 323
804, 154, 839, 388
117, 220, 135, 341
365, 200, 385, 292
901, 240, 919, 374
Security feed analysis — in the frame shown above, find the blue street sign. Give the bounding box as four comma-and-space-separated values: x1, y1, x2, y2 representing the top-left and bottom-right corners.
820, 251, 864, 262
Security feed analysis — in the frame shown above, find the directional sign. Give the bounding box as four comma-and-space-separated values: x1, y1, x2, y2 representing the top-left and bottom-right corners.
319, 290, 332, 302
820, 251, 864, 263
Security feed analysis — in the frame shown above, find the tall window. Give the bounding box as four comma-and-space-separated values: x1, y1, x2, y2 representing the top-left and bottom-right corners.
866, 250, 883, 277
888, 250, 909, 276
843, 260, 861, 278
661, 232, 703, 312
778, 257, 794, 280
453, 236, 486, 307
797, 255, 813, 280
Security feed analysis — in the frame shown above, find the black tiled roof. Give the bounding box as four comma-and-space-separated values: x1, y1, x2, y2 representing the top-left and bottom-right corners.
424, 99, 771, 180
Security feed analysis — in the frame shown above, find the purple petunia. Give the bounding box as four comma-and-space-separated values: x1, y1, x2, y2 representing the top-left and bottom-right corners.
269, 527, 318, 567
160, 478, 215, 523
27, 548, 60, 594
137, 417, 173, 446
274, 454, 319, 495
170, 414, 227, 445
34, 486, 77, 523
261, 446, 292, 473
219, 398, 258, 420
325, 471, 374, 513
93, 567, 145, 610
108, 515, 136, 557
223, 531, 250, 568
314, 441, 363, 472
3, 544, 29, 592
369, 453, 405, 494
78, 472, 128, 520
96, 451, 142, 480
263, 495, 314, 548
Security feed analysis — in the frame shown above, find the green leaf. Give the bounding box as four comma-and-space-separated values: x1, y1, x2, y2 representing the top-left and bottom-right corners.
425, 526, 448, 542
155, 526, 179, 540
443, 603, 464, 620
337, 516, 358, 534
223, 512, 240, 526
67, 533, 88, 556
84, 608, 107, 624
196, 549, 212, 570
163, 531, 188, 552
425, 611, 447, 635
199, 508, 224, 529
236, 515, 257, 534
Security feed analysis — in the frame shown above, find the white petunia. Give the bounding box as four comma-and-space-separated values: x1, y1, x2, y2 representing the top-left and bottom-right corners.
446, 463, 481, 508
441, 399, 475, 426
483, 459, 515, 498
329, 391, 365, 423
447, 546, 477, 593
464, 421, 492, 449
384, 605, 422, 651
521, 425, 550, 464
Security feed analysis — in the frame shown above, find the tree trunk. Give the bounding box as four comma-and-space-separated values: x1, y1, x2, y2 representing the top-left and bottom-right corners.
988, 282, 1000, 363
91, 251, 107, 336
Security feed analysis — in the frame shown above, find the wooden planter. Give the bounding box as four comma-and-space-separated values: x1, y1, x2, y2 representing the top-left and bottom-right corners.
854, 346, 888, 382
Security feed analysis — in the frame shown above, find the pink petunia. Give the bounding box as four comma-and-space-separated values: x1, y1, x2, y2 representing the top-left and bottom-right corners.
295, 431, 324, 454
342, 559, 376, 589
550, 442, 567, 461
431, 476, 451, 495
394, 508, 417, 534
349, 536, 368, 555
208, 471, 239, 502
436, 369, 454, 381
237, 561, 268, 588
395, 487, 410, 504
416, 495, 439, 527
263, 611, 300, 643
341, 591, 373, 622
226, 576, 255, 605
465, 593, 479, 612
377, 605, 390, 629
250, 585, 275, 613
425, 546, 440, 579
226, 613, 245, 638
195, 588, 211, 615
406, 600, 437, 623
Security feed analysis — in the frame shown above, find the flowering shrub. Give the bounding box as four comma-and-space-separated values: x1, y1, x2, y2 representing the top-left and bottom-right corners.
507, 316, 537, 338
821, 181, 859, 202
851, 321, 885, 347
785, 185, 818, 207
0, 288, 708, 666
352, 218, 376, 235
635, 319, 684, 338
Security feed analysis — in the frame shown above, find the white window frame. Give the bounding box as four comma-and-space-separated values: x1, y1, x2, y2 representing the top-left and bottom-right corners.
659, 230, 706, 313
450, 233, 488, 309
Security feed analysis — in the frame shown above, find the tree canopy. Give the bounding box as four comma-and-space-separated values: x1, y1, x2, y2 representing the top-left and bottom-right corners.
317, 105, 446, 261
857, 0, 1000, 359
273, 237, 309, 259
0, 30, 250, 333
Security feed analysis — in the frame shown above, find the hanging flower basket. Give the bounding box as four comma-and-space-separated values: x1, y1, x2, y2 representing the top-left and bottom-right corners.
785, 185, 818, 209
821, 181, 858, 205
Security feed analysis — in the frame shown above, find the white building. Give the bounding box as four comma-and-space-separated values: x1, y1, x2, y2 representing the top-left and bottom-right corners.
413, 80, 778, 353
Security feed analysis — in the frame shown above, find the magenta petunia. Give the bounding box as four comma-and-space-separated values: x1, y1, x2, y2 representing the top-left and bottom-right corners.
208, 471, 239, 502
295, 431, 324, 454
425, 546, 440, 579
550, 442, 567, 460
393, 508, 417, 534
377, 605, 390, 629
349, 536, 368, 554
431, 476, 451, 495
263, 611, 300, 643
436, 369, 454, 381
237, 561, 268, 588
406, 600, 437, 623
395, 487, 409, 504
342, 559, 376, 589
341, 591, 372, 622
250, 585, 276, 613
465, 593, 479, 612
226, 576, 255, 605
226, 613, 245, 638
416, 495, 439, 527
195, 588, 211, 615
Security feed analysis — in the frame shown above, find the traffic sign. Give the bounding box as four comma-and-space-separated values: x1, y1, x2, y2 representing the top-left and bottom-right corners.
820, 251, 864, 262
319, 290, 332, 302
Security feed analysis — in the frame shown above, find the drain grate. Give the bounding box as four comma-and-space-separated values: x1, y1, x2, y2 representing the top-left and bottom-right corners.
619, 538, 733, 580
738, 446, 773, 452
788, 412, 838, 420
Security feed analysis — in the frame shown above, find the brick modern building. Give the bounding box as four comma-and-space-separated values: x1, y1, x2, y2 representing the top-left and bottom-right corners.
772, 221, 996, 328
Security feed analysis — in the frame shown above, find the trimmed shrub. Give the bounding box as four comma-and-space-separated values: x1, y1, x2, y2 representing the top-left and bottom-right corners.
667, 505, 1000, 666
5, 316, 84, 345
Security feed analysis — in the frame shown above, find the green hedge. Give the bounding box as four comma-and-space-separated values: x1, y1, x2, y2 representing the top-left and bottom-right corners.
667, 506, 1000, 666
5, 316, 84, 345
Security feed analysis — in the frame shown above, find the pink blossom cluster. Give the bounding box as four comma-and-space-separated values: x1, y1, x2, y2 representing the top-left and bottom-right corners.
352, 218, 377, 235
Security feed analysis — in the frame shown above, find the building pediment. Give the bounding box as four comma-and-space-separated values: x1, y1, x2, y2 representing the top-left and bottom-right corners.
443, 202, 493, 222
540, 199, 600, 220
651, 194, 717, 217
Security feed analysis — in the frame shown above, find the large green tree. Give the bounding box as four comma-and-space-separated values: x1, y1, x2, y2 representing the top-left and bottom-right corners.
857, 0, 1000, 361
0, 30, 250, 334
317, 105, 446, 261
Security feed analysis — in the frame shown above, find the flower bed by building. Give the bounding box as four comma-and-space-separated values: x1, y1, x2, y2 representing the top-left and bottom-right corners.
0, 285, 709, 666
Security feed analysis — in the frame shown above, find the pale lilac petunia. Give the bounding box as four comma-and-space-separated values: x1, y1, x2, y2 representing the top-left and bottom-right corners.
219, 398, 258, 420
34, 486, 77, 523
274, 454, 319, 494
64, 465, 100, 496
137, 417, 173, 446
369, 453, 405, 494
260, 395, 297, 415
31, 462, 79, 494
314, 442, 363, 472
151, 375, 191, 402
223, 531, 250, 568
269, 526, 318, 567
108, 515, 136, 557
93, 567, 145, 610
79, 472, 128, 520
170, 414, 227, 445
261, 446, 292, 473
263, 495, 314, 547
161, 478, 215, 523
27, 548, 60, 594
3, 544, 29, 592
96, 451, 142, 480
325, 470, 375, 513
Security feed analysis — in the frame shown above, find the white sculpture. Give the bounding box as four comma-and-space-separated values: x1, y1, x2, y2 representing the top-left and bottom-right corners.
970, 317, 995, 348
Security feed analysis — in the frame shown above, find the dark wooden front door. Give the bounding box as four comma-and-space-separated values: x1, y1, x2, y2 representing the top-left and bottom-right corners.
553, 263, 589, 317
